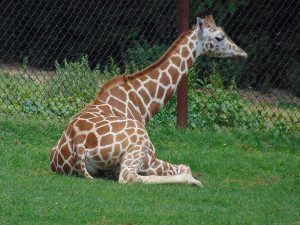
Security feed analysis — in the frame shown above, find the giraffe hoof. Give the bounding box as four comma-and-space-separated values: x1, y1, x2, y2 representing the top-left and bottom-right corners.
83, 173, 94, 179
187, 177, 203, 187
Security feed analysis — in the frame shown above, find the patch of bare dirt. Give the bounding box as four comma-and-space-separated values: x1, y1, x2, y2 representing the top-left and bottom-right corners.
240, 89, 300, 106
0, 63, 55, 83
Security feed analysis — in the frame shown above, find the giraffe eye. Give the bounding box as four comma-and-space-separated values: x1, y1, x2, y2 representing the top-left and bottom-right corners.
215, 35, 224, 41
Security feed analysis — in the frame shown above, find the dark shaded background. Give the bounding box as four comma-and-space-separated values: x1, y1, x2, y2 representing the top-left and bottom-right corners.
0, 0, 299, 94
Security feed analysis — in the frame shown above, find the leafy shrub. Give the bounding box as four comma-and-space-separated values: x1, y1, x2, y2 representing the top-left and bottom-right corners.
188, 84, 263, 129
189, 63, 259, 129
0, 56, 120, 118
48, 56, 101, 100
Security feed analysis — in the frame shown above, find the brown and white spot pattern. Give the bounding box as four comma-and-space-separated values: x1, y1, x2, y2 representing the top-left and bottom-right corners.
50, 14, 247, 187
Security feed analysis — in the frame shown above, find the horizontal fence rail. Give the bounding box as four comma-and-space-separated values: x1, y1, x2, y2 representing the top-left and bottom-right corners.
0, 0, 299, 130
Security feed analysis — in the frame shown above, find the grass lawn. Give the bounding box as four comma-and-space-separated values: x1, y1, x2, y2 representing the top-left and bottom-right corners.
0, 115, 299, 225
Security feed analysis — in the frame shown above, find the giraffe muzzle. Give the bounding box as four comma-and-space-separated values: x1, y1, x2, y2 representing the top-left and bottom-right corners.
234, 47, 248, 59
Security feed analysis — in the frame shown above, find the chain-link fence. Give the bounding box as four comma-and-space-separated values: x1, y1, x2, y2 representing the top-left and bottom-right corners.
0, 0, 299, 129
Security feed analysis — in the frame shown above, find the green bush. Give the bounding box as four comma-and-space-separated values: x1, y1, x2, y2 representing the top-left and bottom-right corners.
0, 56, 120, 118
48, 56, 101, 100
188, 83, 263, 129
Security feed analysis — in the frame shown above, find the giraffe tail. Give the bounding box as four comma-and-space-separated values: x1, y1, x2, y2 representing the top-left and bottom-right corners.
77, 147, 94, 179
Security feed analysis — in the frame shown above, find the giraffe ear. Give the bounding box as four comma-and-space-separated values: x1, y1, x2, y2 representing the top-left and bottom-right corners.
197, 17, 204, 29
197, 17, 205, 40
204, 14, 217, 28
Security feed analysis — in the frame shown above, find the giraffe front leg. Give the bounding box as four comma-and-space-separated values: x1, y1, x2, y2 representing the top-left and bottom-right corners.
175, 164, 202, 187
118, 148, 202, 187
119, 164, 195, 186
118, 147, 145, 184
141, 156, 203, 187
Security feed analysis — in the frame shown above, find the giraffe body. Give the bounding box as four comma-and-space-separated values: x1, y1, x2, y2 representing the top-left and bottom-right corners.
50, 15, 247, 186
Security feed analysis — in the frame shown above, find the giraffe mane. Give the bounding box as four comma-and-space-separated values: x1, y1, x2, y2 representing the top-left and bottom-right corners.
97, 30, 193, 97
126, 30, 193, 80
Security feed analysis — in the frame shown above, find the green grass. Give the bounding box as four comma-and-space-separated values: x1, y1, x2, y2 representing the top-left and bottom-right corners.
0, 115, 299, 225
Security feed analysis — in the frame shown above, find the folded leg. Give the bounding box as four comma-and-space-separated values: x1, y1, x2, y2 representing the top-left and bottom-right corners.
118, 146, 202, 187
139, 153, 202, 186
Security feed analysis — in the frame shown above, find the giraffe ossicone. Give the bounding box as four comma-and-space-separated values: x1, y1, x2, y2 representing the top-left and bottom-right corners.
50, 14, 247, 187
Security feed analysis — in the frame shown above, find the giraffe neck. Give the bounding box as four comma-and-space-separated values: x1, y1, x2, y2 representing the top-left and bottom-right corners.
94, 30, 198, 125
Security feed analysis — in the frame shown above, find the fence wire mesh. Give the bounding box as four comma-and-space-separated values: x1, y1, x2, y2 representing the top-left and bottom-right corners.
0, 0, 299, 129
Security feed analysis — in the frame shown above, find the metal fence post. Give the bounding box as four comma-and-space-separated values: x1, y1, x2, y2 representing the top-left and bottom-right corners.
177, 0, 189, 128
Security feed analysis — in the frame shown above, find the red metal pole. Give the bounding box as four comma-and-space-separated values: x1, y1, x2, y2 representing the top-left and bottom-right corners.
177, 0, 189, 128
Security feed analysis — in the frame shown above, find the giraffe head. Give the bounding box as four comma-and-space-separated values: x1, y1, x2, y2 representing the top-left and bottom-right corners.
195, 14, 248, 59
